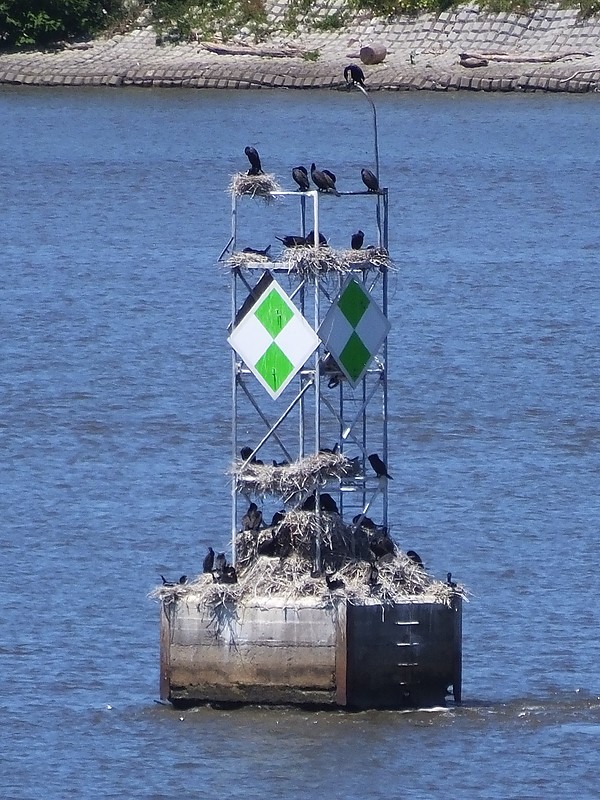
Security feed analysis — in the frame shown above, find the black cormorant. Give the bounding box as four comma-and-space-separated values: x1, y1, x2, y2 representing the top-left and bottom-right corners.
361, 168, 380, 193
305, 229, 328, 246
292, 165, 310, 191
368, 453, 393, 479
271, 509, 286, 527
203, 547, 215, 573
242, 502, 263, 532
220, 565, 238, 583
240, 446, 263, 465
351, 230, 365, 250
344, 64, 365, 86
244, 146, 263, 175
242, 245, 271, 258
310, 163, 340, 196
215, 552, 227, 572
369, 529, 395, 559
325, 572, 345, 591
406, 550, 424, 569
276, 235, 307, 247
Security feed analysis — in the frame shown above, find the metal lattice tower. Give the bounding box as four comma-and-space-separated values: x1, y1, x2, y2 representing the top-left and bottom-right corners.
223, 182, 390, 572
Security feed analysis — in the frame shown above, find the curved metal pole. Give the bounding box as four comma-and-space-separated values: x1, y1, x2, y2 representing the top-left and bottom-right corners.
354, 84, 380, 183
353, 83, 382, 244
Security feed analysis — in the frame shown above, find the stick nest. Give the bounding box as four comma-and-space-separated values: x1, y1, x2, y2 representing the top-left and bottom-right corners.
234, 452, 360, 500
225, 251, 271, 268
151, 510, 468, 609
280, 246, 394, 279
230, 172, 281, 200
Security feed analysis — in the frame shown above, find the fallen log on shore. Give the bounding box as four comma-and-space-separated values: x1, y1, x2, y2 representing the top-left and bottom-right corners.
459, 50, 593, 64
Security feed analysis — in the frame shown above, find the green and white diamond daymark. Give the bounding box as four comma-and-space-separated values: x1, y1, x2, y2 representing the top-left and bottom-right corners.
318, 276, 390, 387
228, 279, 320, 399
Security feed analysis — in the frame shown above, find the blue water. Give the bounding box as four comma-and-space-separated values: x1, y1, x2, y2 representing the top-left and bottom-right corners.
1, 86, 599, 799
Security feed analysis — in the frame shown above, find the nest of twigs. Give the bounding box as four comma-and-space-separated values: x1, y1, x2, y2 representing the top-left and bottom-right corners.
234, 452, 361, 500
225, 251, 271, 268
230, 172, 281, 200
151, 510, 468, 609
279, 246, 394, 279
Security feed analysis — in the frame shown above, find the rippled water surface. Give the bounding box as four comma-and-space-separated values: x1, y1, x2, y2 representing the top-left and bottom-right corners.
1, 86, 599, 799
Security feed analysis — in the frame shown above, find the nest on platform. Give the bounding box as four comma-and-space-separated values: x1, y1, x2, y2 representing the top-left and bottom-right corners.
234, 451, 361, 500
225, 251, 271, 268
279, 245, 394, 279
151, 512, 468, 609
230, 172, 281, 201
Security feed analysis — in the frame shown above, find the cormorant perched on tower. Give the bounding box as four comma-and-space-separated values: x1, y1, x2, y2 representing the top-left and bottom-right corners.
351, 230, 364, 250
203, 547, 215, 573
244, 146, 263, 176
276, 234, 307, 248
240, 446, 263, 464
325, 572, 345, 591
361, 168, 380, 193
242, 502, 263, 532
368, 453, 393, 479
344, 64, 365, 87
310, 163, 340, 196
215, 552, 227, 575
305, 230, 328, 246
406, 550, 424, 569
292, 166, 310, 191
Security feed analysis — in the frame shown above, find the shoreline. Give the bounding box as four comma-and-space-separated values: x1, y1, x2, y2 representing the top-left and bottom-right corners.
1, 3, 599, 93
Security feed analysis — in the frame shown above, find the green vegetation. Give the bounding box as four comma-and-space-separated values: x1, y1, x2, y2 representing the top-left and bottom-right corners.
151, 0, 270, 42
1, 0, 598, 50
0, 1, 135, 48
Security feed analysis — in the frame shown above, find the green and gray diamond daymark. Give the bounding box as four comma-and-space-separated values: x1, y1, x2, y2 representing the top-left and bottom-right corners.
228, 277, 320, 400
318, 276, 390, 388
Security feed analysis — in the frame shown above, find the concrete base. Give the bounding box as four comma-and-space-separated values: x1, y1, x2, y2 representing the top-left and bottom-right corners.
160, 594, 462, 709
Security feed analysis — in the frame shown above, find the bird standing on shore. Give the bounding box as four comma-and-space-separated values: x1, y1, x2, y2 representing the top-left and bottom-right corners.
244, 146, 263, 176
344, 64, 365, 87
292, 165, 310, 191
361, 168, 380, 193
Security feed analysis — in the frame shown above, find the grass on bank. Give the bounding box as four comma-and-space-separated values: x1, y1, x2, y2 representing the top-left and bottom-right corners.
1, 0, 599, 50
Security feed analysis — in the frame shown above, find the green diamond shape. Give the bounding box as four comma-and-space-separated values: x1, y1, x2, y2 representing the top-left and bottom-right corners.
255, 289, 294, 337
339, 332, 371, 382
338, 280, 370, 328
255, 342, 294, 392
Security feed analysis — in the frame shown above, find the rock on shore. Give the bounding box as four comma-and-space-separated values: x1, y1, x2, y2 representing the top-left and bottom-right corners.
0, 2, 599, 93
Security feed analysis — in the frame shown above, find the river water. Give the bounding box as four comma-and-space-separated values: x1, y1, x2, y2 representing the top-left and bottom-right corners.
1, 85, 599, 799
